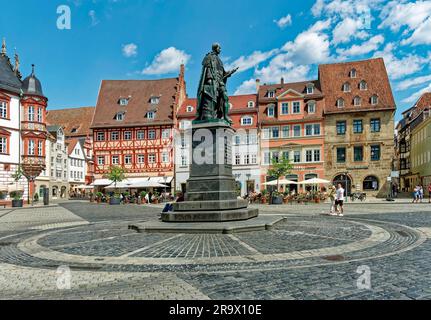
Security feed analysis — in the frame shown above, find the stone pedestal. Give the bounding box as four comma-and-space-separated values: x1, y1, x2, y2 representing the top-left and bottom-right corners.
162, 121, 258, 222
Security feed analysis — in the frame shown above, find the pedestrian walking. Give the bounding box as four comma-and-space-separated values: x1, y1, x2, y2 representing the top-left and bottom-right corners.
413, 186, 419, 203
419, 185, 424, 203
428, 184, 431, 203
335, 183, 345, 216
328, 185, 336, 215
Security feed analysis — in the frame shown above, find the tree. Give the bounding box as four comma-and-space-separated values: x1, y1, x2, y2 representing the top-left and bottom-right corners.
10, 166, 24, 196
267, 154, 293, 193
106, 166, 125, 196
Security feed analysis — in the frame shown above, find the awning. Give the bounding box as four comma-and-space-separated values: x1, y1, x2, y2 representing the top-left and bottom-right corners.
148, 177, 173, 184
92, 179, 114, 186
297, 178, 330, 185
263, 179, 297, 186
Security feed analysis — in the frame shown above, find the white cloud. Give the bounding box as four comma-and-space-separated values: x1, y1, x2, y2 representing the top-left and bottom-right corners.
402, 82, 431, 103
311, 0, 325, 17
234, 79, 258, 95
282, 19, 332, 65
397, 74, 431, 90
274, 14, 292, 28
336, 35, 384, 58
89, 10, 100, 26
225, 49, 278, 73
122, 43, 138, 58
332, 17, 369, 44
401, 17, 431, 46
373, 43, 426, 79
142, 47, 191, 75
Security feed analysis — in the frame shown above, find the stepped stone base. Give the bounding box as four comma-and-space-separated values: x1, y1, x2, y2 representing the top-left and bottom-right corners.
162, 207, 258, 222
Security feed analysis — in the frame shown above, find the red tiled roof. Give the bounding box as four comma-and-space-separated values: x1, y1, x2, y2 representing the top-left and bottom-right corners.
67, 138, 79, 155
258, 80, 322, 102
46, 107, 95, 137
177, 94, 257, 118
91, 78, 180, 128
409, 92, 431, 120
318, 57, 396, 114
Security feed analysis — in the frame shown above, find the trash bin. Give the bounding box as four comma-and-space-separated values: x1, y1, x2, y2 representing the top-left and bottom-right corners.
43, 187, 49, 205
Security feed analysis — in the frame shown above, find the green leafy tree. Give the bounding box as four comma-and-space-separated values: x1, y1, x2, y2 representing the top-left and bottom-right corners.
267, 154, 293, 193
106, 166, 125, 197
10, 166, 24, 197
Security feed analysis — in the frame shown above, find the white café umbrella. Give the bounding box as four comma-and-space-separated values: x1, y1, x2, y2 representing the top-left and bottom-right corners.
263, 179, 297, 186
127, 181, 168, 188
297, 178, 330, 185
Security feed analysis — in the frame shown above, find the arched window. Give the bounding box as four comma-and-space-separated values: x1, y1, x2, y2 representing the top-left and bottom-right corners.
354, 96, 361, 106
337, 98, 345, 108
306, 83, 314, 94
359, 80, 368, 90
267, 104, 275, 117
115, 112, 124, 121
342, 82, 351, 92
247, 101, 255, 108
350, 68, 357, 78
307, 100, 316, 113
363, 176, 379, 190
371, 95, 378, 105
186, 105, 194, 113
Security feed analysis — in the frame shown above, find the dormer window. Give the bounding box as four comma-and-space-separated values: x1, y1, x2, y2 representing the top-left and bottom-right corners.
371, 95, 378, 105
119, 98, 129, 106
359, 80, 367, 90
147, 111, 155, 119
150, 96, 160, 104
268, 90, 275, 98
342, 82, 351, 92
241, 116, 253, 126
306, 83, 314, 94
267, 104, 275, 117
350, 68, 357, 78
71, 127, 78, 133
354, 96, 361, 106
248, 101, 255, 108
337, 98, 345, 108
115, 112, 125, 121
307, 101, 316, 114
186, 106, 194, 113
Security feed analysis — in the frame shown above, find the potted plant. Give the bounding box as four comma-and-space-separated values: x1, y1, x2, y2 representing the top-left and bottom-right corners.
10, 190, 24, 207
152, 191, 160, 204
267, 155, 293, 205
0, 189, 7, 200
261, 189, 268, 204
95, 192, 102, 203
140, 191, 147, 204
106, 166, 125, 205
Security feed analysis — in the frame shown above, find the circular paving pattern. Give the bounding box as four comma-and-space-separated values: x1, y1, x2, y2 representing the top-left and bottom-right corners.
0, 214, 427, 274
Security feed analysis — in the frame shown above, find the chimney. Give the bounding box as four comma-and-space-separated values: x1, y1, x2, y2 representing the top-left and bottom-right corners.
255, 78, 261, 92
14, 52, 20, 74
280, 77, 284, 85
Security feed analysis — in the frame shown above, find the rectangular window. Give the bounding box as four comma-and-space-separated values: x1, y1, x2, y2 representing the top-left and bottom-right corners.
251, 154, 257, 164
370, 118, 381, 132
371, 145, 381, 161
162, 129, 170, 139
282, 126, 290, 138
249, 133, 257, 144
0, 136, 7, 153
268, 91, 275, 98
308, 102, 316, 113
112, 155, 119, 165
124, 155, 132, 164
137, 154, 145, 164
293, 125, 301, 137
181, 155, 187, 166
353, 119, 363, 133
244, 154, 250, 165
313, 149, 320, 162
137, 131, 145, 140
282, 151, 289, 160
111, 132, 119, 140
336, 147, 346, 163
37, 108, 42, 122
267, 106, 275, 117
313, 124, 321, 135
96, 132, 105, 141
234, 135, 241, 145
28, 106, 35, 122
263, 152, 270, 165
148, 130, 156, 140
305, 124, 313, 136
0, 101, 7, 118
235, 154, 241, 165
147, 111, 155, 119
281, 103, 289, 115
124, 131, 132, 140
294, 150, 301, 163
336, 121, 346, 135
271, 126, 279, 139
263, 128, 270, 139
97, 156, 105, 165
38, 140, 43, 155
28, 140, 35, 155
306, 150, 312, 162
292, 102, 301, 114
272, 152, 279, 163
148, 153, 156, 163
241, 117, 252, 125
162, 152, 169, 163
354, 146, 363, 162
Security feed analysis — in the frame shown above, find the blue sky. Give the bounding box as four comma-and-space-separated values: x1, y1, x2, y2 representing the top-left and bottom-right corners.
1, 0, 430, 121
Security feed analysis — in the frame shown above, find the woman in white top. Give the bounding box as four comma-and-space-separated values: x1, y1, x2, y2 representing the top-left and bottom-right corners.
335, 183, 345, 216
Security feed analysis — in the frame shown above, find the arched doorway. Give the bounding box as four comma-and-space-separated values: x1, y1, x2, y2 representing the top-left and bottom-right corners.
363, 176, 379, 191
39, 185, 47, 197
52, 186, 59, 199
333, 174, 352, 196
60, 186, 67, 198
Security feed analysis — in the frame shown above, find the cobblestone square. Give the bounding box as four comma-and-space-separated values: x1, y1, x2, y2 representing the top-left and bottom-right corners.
0, 201, 430, 300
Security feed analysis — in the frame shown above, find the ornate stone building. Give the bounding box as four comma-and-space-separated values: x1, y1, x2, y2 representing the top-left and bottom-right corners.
319, 58, 396, 197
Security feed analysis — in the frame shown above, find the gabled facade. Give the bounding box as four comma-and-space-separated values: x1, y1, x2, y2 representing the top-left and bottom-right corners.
91, 65, 186, 190
258, 79, 325, 192
68, 138, 86, 190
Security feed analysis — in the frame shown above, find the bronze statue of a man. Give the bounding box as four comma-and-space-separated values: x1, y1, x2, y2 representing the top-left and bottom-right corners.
195, 43, 238, 124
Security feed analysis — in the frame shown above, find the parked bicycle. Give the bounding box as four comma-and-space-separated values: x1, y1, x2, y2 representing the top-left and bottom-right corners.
350, 192, 366, 202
